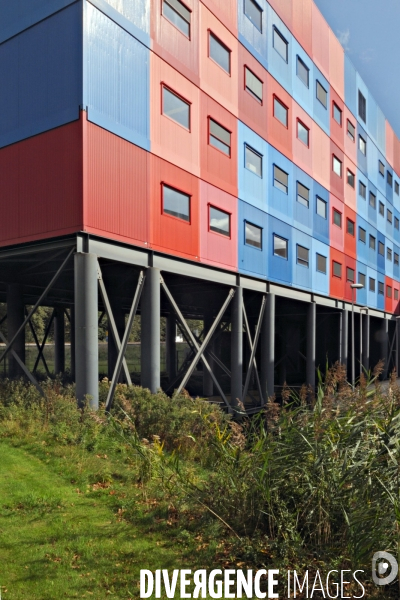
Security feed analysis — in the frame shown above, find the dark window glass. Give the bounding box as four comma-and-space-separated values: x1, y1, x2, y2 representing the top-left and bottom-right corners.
296, 56, 309, 87
347, 170, 355, 187
358, 272, 366, 288
209, 32, 230, 73
379, 161, 385, 177
333, 209, 342, 228
396, 289, 399, 300
369, 192, 376, 209
395, 253, 400, 266
333, 155, 342, 177
395, 181, 399, 195
316, 254, 327, 273
379, 201, 384, 216
387, 285, 392, 298
359, 227, 366, 243
333, 103, 342, 125
346, 267, 355, 283
359, 135, 367, 156
395, 217, 399, 230
347, 120, 355, 141
378, 241, 385, 256
297, 120, 309, 146
163, 185, 190, 221
359, 181, 366, 198
378, 282, 384, 295
209, 206, 230, 236
316, 196, 327, 219
245, 67, 263, 102
162, 87, 190, 129
244, 0, 262, 31
316, 80, 327, 108
274, 96, 288, 127
388, 209, 393, 224
297, 182, 309, 208
273, 27, 288, 62
369, 235, 376, 250
333, 261, 342, 278
163, 0, 191, 37
347, 218, 355, 236
245, 221, 262, 248
297, 245, 309, 267
209, 119, 231, 155
388, 171, 393, 186
245, 145, 262, 177
387, 247, 393, 261
273, 234, 288, 259
358, 90, 366, 122
273, 165, 288, 194
369, 277, 375, 292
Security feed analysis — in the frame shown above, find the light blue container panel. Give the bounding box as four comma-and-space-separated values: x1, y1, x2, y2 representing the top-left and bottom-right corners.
88, 0, 150, 47
267, 146, 294, 225
311, 239, 329, 295
293, 166, 313, 235
238, 121, 268, 211
84, 2, 150, 151
356, 71, 368, 130
357, 123, 368, 177
267, 215, 293, 285
394, 243, 400, 280
375, 151, 387, 197
394, 209, 400, 245
0, 3, 82, 148
0, 0, 76, 43
356, 215, 368, 264
238, 0, 268, 70
356, 261, 367, 305
312, 181, 329, 245
367, 92, 378, 147
377, 231, 385, 274
292, 228, 312, 291
344, 55, 357, 118
376, 191, 386, 237
377, 272, 385, 310
367, 181, 377, 228
376, 106, 386, 156
238, 200, 268, 278
366, 223, 378, 269
291, 38, 314, 120
386, 166, 394, 205
366, 266, 378, 309
312, 67, 330, 137
394, 181, 400, 212
386, 239, 394, 279
266, 5, 292, 95
385, 203, 394, 244
356, 169, 368, 221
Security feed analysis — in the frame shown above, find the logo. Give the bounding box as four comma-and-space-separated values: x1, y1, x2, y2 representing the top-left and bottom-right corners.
372, 551, 398, 585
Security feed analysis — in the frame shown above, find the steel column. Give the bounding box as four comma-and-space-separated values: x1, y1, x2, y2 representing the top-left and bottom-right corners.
230, 286, 243, 409
141, 268, 160, 393
74, 253, 99, 409
54, 307, 65, 375
203, 311, 214, 397
166, 313, 177, 381
362, 313, 370, 374
70, 306, 75, 380
7, 284, 25, 378
340, 309, 349, 376
381, 318, 389, 379
306, 302, 316, 390
261, 293, 275, 400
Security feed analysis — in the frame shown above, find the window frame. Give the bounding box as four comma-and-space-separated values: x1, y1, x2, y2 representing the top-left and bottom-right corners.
379, 160, 385, 177
395, 181, 400, 195
273, 95, 288, 128
347, 169, 355, 188
273, 234, 288, 260
359, 181, 367, 199
244, 144, 263, 178
316, 196, 327, 219
369, 235, 376, 250
162, 183, 191, 223
346, 218, 355, 236
316, 253, 327, 274
332, 261, 342, 279
296, 55, 309, 88
273, 165, 289, 194
244, 0, 263, 32
162, 85, 191, 130
359, 135, 367, 156
297, 119, 309, 147
296, 244, 309, 268
387, 171, 393, 187
162, 0, 191, 38
209, 205, 231, 237
333, 208, 342, 228
208, 31, 231, 74
378, 281, 384, 296
358, 90, 366, 123
379, 201, 385, 216
387, 209, 393, 224
369, 192, 376, 209
347, 119, 355, 142
273, 26, 288, 63
359, 227, 366, 243
378, 241, 385, 256
346, 267, 355, 283
297, 181, 310, 208
333, 102, 342, 126
244, 66, 263, 103
332, 155, 342, 178
244, 220, 263, 249
358, 272, 366, 288
316, 80, 327, 109
208, 117, 231, 156
369, 277, 375, 292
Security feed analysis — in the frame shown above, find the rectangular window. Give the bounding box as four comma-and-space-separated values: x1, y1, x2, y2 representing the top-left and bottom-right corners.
316, 253, 327, 274
388, 209, 393, 224
316, 80, 327, 108
395, 217, 399, 230
316, 196, 327, 219
333, 155, 342, 177
333, 103, 342, 125
333, 208, 342, 228
347, 169, 355, 188
387, 247, 393, 261
333, 261, 342, 278
358, 90, 366, 122
378, 241, 385, 256
346, 267, 355, 283
297, 120, 309, 146
359, 181, 367, 199
379, 161, 385, 177
359, 135, 367, 156
358, 272, 366, 288
396, 289, 399, 300
395, 181, 399, 195
297, 182, 309, 208
209, 206, 230, 236
387, 171, 393, 187
273, 165, 288, 194
244, 0, 262, 32
296, 56, 309, 87
273, 234, 288, 259
379, 201, 384, 216
163, 184, 190, 221
378, 282, 384, 295
273, 26, 288, 62
162, 87, 190, 129
162, 0, 191, 37
209, 118, 231, 155
347, 218, 355, 236
369, 235, 376, 250
245, 221, 262, 248
209, 32, 230, 73
245, 145, 262, 177
273, 96, 288, 127
387, 285, 392, 298
297, 245, 309, 267
395, 253, 399, 266
369, 277, 375, 292
347, 119, 355, 141
359, 227, 366, 243
245, 67, 263, 102
369, 192, 376, 209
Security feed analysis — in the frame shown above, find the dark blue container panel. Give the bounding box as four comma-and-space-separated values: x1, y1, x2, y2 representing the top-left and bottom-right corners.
312, 181, 329, 245
0, 3, 82, 148
238, 0, 268, 70
356, 215, 368, 264
312, 239, 330, 295
367, 181, 377, 228
366, 266, 378, 309
267, 147, 294, 225
292, 228, 312, 291
291, 38, 314, 120
357, 123, 368, 177
344, 55, 357, 118
377, 231, 386, 274
238, 200, 268, 279
88, 0, 150, 47
377, 272, 385, 310
267, 215, 293, 285
357, 169, 368, 221
266, 5, 292, 95
238, 121, 269, 211
84, 2, 150, 151
313, 67, 330, 137
293, 166, 313, 236
0, 0, 76, 43
356, 261, 367, 306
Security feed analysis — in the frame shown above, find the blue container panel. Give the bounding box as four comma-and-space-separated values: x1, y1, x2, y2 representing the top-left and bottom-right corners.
377, 106, 386, 156
356, 215, 368, 264
367, 181, 378, 228
377, 231, 386, 274
238, 0, 268, 70
267, 5, 292, 95
356, 72, 368, 130
291, 38, 314, 120
357, 123, 368, 177
394, 244, 400, 280
84, 2, 150, 151
267, 147, 294, 225
292, 228, 313, 291
377, 272, 385, 310
366, 137, 379, 188
312, 67, 330, 137
356, 169, 368, 221
386, 167, 394, 205
238, 122, 268, 211
394, 209, 400, 245
312, 239, 330, 295
312, 181, 329, 245
386, 239, 394, 279
0, 0, 76, 43
376, 191, 386, 237
367, 92, 378, 146
344, 55, 357, 118
88, 0, 150, 46
394, 182, 400, 213
267, 216, 293, 285
293, 166, 313, 235
376, 152, 387, 197
238, 200, 268, 278
366, 223, 378, 269
356, 261, 367, 306
366, 266, 378, 309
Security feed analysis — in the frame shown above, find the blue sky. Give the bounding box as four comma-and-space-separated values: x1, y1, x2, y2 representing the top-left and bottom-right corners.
314, 0, 400, 138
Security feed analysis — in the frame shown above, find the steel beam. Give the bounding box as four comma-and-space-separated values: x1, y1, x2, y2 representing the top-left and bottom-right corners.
230, 287, 243, 408
306, 302, 316, 390
0, 329, 44, 396
141, 268, 161, 393
261, 293, 275, 401
54, 307, 65, 375
203, 311, 215, 397
7, 284, 25, 378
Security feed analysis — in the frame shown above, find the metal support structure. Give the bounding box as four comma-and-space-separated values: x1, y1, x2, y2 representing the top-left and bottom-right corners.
306, 301, 316, 390
243, 301, 265, 405
242, 296, 266, 404
361, 311, 370, 375
381, 318, 389, 379
54, 307, 65, 375
75, 253, 99, 409
32, 309, 55, 373
230, 286, 243, 409
70, 306, 75, 380
7, 284, 25, 378
261, 293, 275, 401
397, 317, 400, 376
203, 311, 215, 397
341, 309, 349, 376
26, 310, 51, 376
0, 329, 44, 396
141, 268, 161, 394
166, 313, 177, 381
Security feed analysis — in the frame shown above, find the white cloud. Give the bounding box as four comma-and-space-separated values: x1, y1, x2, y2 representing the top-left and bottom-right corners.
337, 28, 350, 51
359, 48, 375, 63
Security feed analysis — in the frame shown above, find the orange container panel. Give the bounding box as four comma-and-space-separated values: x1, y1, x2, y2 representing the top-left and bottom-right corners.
330, 194, 344, 253
150, 53, 201, 178
151, 0, 200, 86
199, 3, 238, 117
266, 73, 293, 161
238, 43, 268, 142
344, 154, 357, 211
330, 88, 344, 154
385, 276, 394, 313
386, 121, 395, 169
312, 125, 330, 191
200, 92, 238, 197
343, 106, 357, 166
199, 180, 238, 270
312, 4, 329, 81
344, 205, 357, 259
200, 0, 237, 36
330, 247, 345, 300
394, 136, 400, 179
343, 255, 356, 301
149, 155, 200, 261
291, 102, 313, 179
267, 0, 293, 31
330, 140, 345, 203
292, 0, 312, 57
329, 29, 344, 101
84, 120, 149, 247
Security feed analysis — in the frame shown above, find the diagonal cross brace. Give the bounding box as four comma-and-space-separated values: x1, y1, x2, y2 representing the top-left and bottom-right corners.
243, 301, 265, 404
32, 309, 55, 373
0, 329, 44, 397
242, 296, 266, 403
26, 309, 51, 377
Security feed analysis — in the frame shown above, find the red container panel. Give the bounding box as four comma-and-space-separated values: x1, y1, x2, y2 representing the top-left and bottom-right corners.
312, 4, 329, 80
312, 125, 330, 191
200, 0, 237, 36
393, 281, 400, 315
292, 0, 312, 57
385, 276, 394, 313
291, 102, 313, 179
344, 106, 357, 166
266, 73, 293, 161
267, 0, 293, 31
343, 255, 356, 301
238, 43, 268, 142
330, 194, 344, 253
329, 29, 344, 101
330, 88, 344, 154
386, 121, 394, 169
330, 247, 345, 300
330, 140, 345, 203
344, 155, 357, 211
344, 205, 357, 259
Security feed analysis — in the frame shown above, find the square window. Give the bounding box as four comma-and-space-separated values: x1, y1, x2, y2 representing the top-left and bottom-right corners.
333, 208, 342, 228
395, 289, 399, 300
273, 234, 288, 259
347, 120, 355, 141
388, 209, 393, 224
359, 227, 366, 243
347, 218, 355, 236
369, 192, 376, 209
209, 32, 230, 73
209, 206, 230, 236
379, 201, 384, 216
333, 102, 342, 125
297, 245, 309, 267
333, 155, 342, 177
359, 135, 367, 156
379, 161, 385, 177
297, 182, 309, 208
369, 235, 376, 250
346, 267, 355, 283
296, 56, 309, 87
316, 253, 327, 273
209, 118, 231, 155
245, 67, 263, 102
369, 277, 375, 292
245, 145, 262, 177
387, 285, 392, 298
358, 90, 366, 122
388, 171, 393, 187
358, 272, 366, 288
273, 165, 288, 194
378, 281, 384, 295
163, 184, 190, 221
395, 253, 400, 266
273, 27, 288, 62
297, 120, 309, 146
162, 86, 190, 129
333, 261, 342, 278
245, 221, 262, 248
395, 181, 399, 195
162, 0, 191, 37
387, 247, 393, 261
359, 181, 366, 199
244, 0, 262, 32
395, 217, 399, 230
378, 241, 385, 256
347, 169, 355, 188
316, 80, 327, 108
316, 196, 327, 219
274, 96, 288, 127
